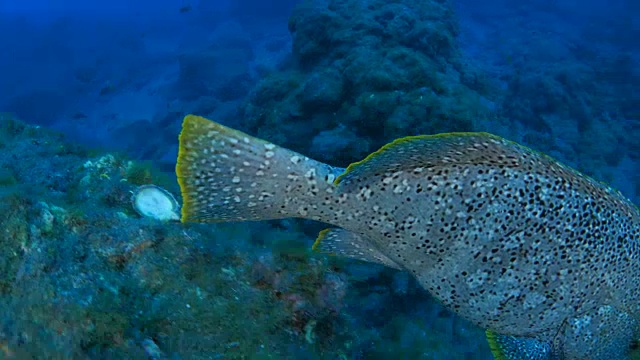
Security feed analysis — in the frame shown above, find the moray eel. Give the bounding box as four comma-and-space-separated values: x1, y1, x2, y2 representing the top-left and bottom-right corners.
176, 114, 640, 359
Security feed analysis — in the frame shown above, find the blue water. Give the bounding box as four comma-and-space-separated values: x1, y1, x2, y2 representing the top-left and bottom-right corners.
0, 0, 638, 358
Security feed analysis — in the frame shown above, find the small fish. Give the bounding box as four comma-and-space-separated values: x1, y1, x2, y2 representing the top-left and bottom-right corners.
176, 115, 640, 359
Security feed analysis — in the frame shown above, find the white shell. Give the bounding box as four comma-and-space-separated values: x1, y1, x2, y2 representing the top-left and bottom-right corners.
131, 185, 180, 221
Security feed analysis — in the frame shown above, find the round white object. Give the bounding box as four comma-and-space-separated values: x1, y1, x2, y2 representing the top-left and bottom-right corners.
131, 185, 180, 221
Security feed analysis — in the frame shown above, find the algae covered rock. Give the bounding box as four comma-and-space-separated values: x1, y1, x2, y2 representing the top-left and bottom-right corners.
244, 0, 490, 165
299, 68, 345, 112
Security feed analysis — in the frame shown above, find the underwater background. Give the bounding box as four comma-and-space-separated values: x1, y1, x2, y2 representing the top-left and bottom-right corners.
0, 0, 638, 358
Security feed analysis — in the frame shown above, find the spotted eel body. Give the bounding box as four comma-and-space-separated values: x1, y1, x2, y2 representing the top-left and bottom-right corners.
177, 115, 640, 359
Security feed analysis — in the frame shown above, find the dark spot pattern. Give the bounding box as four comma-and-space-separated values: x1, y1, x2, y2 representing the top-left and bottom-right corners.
177, 115, 342, 223
178, 117, 639, 357
333, 134, 640, 353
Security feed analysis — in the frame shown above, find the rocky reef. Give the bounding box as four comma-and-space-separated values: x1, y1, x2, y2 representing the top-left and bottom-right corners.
241, 0, 492, 166
0, 115, 490, 358
0, 0, 637, 358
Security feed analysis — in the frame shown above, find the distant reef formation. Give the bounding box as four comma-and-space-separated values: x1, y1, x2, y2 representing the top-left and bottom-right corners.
241, 0, 493, 166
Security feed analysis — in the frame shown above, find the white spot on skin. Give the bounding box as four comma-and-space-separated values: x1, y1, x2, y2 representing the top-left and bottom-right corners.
264, 143, 275, 150
233, 196, 241, 203
290, 156, 301, 164
523, 292, 547, 310
256, 171, 265, 176
233, 149, 241, 155
305, 168, 317, 179
243, 137, 250, 144
558, 268, 569, 279
232, 176, 241, 184
325, 174, 335, 184
571, 314, 592, 332
358, 188, 373, 199
467, 270, 488, 289
229, 138, 239, 144
265, 151, 275, 159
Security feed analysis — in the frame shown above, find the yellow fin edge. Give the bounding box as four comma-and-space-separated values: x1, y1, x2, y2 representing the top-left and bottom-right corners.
176, 114, 222, 223
311, 228, 332, 254
333, 132, 501, 185
176, 115, 196, 223
485, 329, 508, 360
